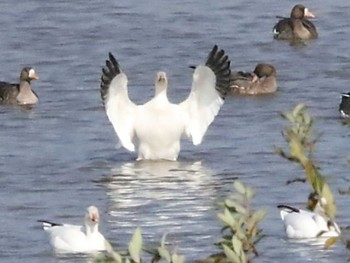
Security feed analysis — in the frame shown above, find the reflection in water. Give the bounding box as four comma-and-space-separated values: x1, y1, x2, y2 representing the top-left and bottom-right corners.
104, 160, 221, 259
275, 238, 343, 263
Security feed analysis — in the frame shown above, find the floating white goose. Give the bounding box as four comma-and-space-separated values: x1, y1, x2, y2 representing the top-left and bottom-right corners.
277, 204, 340, 239
38, 206, 106, 253
100, 45, 231, 160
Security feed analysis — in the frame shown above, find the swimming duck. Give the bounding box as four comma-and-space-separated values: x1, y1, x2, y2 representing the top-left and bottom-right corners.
38, 206, 106, 253
339, 92, 350, 118
229, 63, 277, 95
100, 45, 231, 161
273, 4, 318, 41
277, 204, 340, 239
0, 67, 39, 105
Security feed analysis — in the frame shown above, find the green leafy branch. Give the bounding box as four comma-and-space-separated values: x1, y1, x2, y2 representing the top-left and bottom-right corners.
95, 228, 185, 263
274, 104, 336, 219
200, 181, 266, 263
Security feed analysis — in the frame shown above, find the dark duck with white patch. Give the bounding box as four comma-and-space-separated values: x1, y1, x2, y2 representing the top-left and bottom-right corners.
339, 92, 350, 118
0, 67, 39, 105
273, 4, 318, 41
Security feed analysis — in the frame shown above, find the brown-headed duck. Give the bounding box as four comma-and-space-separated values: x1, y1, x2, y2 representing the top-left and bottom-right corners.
273, 4, 318, 41
229, 63, 277, 95
0, 67, 39, 105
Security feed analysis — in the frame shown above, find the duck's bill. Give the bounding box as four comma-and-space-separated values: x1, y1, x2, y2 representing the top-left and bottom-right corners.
29, 69, 39, 80
304, 8, 315, 19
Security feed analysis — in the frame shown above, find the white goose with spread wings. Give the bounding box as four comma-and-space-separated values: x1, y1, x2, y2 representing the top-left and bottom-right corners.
100, 45, 231, 160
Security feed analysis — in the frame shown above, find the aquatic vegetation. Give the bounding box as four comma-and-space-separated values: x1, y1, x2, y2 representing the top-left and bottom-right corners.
275, 104, 336, 218
274, 104, 339, 246
95, 227, 185, 263
199, 181, 266, 263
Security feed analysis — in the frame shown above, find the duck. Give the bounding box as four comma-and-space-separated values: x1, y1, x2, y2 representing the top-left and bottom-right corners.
277, 204, 340, 239
339, 92, 350, 118
100, 45, 231, 161
273, 4, 318, 41
229, 63, 277, 95
0, 67, 39, 105
38, 206, 106, 253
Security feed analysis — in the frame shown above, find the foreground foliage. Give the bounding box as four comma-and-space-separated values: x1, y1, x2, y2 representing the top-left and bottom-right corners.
200, 181, 266, 263
274, 104, 336, 219
274, 104, 339, 247
96, 181, 265, 263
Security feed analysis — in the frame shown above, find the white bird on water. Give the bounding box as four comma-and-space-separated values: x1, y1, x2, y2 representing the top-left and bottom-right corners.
100, 45, 231, 161
38, 206, 106, 253
277, 204, 340, 239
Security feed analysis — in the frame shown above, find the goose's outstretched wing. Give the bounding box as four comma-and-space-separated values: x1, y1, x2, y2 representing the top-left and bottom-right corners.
101, 53, 137, 151
180, 45, 231, 145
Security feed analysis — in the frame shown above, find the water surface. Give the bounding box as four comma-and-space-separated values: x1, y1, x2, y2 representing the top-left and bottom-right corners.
0, 0, 350, 262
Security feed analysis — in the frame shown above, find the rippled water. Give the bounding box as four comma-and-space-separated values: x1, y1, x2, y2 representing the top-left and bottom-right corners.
1, 0, 350, 262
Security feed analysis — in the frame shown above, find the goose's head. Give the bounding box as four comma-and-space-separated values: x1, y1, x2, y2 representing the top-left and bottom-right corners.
307, 192, 327, 214
85, 205, 100, 225
155, 71, 168, 94
20, 67, 39, 82
290, 5, 315, 19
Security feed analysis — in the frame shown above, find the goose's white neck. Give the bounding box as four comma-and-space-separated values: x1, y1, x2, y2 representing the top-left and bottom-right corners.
155, 88, 168, 99
85, 223, 99, 237
154, 72, 168, 100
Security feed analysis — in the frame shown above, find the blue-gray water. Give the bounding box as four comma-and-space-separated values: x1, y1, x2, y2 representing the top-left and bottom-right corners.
0, 0, 350, 262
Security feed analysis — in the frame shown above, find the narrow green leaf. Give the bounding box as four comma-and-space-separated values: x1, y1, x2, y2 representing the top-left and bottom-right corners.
321, 183, 336, 218
245, 187, 255, 200
158, 247, 171, 262
172, 253, 185, 263
161, 232, 168, 247
104, 239, 123, 263
218, 208, 237, 228
231, 236, 243, 253
128, 227, 142, 263
239, 248, 248, 263
304, 112, 311, 126
223, 244, 241, 263
251, 209, 267, 223
234, 203, 247, 216
292, 103, 306, 118
233, 181, 246, 195
324, 237, 338, 249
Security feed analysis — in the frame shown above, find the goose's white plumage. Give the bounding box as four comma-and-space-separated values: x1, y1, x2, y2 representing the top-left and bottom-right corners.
100, 45, 231, 160
38, 206, 106, 253
277, 205, 340, 239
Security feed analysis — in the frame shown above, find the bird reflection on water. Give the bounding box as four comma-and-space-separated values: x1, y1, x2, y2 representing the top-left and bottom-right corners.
103, 160, 220, 258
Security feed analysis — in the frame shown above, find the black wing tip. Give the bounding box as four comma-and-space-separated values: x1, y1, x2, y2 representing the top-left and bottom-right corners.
100, 51, 122, 104
37, 220, 63, 227
205, 45, 232, 99
277, 204, 300, 213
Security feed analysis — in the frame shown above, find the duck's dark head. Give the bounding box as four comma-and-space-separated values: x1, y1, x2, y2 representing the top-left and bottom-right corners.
291, 4, 315, 19
20, 67, 39, 82
253, 64, 276, 78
